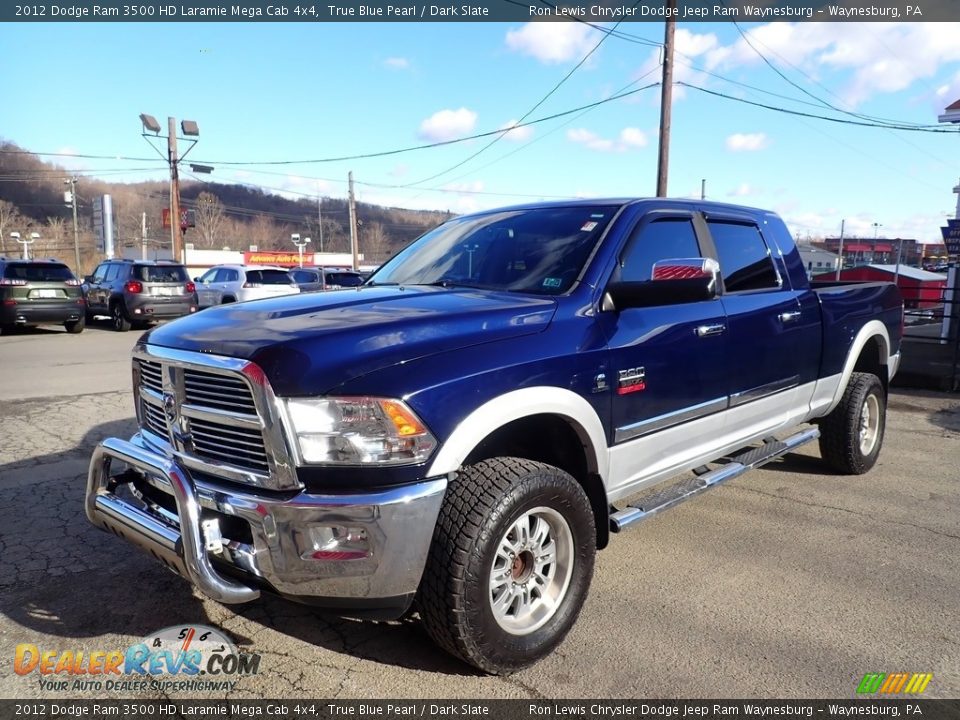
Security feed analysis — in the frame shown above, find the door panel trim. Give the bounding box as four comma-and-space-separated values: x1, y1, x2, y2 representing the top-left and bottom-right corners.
729, 375, 799, 408
614, 396, 728, 444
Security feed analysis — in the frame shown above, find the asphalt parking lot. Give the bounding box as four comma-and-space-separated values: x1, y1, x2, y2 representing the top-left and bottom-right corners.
1, 322, 958, 700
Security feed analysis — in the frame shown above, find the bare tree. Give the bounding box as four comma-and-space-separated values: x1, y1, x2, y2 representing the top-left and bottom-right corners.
193, 192, 227, 249
363, 221, 392, 264
0, 199, 24, 254
247, 214, 277, 250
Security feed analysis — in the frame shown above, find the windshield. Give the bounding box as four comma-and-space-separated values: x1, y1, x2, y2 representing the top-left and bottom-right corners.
134, 265, 188, 282
369, 205, 617, 295
247, 269, 293, 285
4, 263, 74, 282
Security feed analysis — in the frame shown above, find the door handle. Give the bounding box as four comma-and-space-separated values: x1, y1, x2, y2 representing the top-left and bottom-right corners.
779, 311, 801, 323
696, 323, 726, 337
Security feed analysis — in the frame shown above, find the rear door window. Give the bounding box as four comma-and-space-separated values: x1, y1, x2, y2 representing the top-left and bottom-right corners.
708, 221, 780, 292
326, 272, 364, 287
247, 269, 293, 285
103, 264, 121, 282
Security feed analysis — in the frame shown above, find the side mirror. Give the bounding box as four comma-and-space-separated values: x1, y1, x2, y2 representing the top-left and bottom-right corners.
83, 275, 94, 284
606, 258, 720, 310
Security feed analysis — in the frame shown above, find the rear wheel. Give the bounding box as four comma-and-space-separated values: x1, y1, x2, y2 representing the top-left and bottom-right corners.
111, 302, 132, 332
418, 457, 595, 674
64, 316, 85, 334
221, 296, 236, 304
818, 372, 886, 474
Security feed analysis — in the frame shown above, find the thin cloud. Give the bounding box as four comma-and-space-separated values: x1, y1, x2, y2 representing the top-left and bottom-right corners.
383, 57, 410, 70
726, 133, 770, 152
505, 22, 598, 64
418, 108, 478, 142
568, 127, 649, 153
499, 119, 534, 142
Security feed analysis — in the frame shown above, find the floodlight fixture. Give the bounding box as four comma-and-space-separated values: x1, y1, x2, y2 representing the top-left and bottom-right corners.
140, 113, 161, 134
181, 120, 200, 137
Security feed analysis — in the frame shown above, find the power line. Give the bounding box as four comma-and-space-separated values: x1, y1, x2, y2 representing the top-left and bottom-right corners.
398, 4, 639, 188
677, 82, 960, 133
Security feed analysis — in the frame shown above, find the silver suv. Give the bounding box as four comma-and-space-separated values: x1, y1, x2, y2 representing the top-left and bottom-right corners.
84, 260, 198, 332
195, 264, 300, 308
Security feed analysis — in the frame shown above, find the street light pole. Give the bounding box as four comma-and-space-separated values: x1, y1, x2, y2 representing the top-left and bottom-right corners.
65, 177, 81, 277
10, 231, 39, 260
292, 233, 310, 268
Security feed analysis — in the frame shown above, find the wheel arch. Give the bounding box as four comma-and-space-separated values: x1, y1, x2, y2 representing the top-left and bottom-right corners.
826, 320, 891, 414
426, 387, 610, 549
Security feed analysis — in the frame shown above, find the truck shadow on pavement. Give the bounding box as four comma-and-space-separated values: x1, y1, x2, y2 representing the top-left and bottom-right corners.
0, 419, 476, 676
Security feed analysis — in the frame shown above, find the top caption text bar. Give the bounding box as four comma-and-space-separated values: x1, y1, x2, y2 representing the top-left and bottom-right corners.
3, 0, 957, 22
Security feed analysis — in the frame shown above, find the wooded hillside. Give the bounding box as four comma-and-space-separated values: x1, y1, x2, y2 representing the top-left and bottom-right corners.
0, 141, 452, 272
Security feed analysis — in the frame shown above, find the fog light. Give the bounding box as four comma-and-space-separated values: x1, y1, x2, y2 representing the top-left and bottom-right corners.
301, 525, 370, 561
133, 307, 142, 314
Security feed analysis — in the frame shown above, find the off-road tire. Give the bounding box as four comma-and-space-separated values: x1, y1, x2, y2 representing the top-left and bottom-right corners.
111, 302, 132, 332
418, 457, 595, 675
818, 372, 886, 475
64, 317, 85, 334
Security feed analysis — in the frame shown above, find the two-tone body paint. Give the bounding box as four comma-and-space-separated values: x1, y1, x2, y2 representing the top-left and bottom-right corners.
141, 198, 903, 499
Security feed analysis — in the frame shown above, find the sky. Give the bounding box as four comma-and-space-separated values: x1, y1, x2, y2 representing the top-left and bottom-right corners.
4, 20, 960, 244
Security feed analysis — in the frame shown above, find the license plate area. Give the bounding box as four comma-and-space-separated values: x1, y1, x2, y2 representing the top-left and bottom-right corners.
151, 286, 183, 296
29, 288, 63, 299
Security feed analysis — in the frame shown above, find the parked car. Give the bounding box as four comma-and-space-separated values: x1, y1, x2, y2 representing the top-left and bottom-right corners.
195, 265, 300, 308
0, 257, 85, 334
87, 198, 903, 674
84, 259, 198, 332
290, 267, 365, 292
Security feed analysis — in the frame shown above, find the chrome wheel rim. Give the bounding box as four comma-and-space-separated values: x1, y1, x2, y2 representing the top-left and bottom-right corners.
859, 393, 880, 456
488, 506, 574, 636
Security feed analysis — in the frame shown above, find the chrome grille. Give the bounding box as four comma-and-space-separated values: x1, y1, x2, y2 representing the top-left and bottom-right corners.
184, 368, 258, 414
190, 417, 270, 473
139, 359, 163, 394
141, 398, 167, 437
135, 349, 297, 489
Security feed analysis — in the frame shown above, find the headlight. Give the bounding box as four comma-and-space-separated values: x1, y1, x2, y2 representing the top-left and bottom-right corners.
285, 397, 437, 466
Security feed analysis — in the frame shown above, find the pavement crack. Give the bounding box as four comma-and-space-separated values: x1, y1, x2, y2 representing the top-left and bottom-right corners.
736, 486, 960, 542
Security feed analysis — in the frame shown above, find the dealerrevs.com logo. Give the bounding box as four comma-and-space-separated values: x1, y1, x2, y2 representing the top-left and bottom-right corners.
14, 624, 261, 693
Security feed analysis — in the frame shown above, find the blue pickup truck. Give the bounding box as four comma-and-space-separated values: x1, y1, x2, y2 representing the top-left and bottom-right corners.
86, 199, 903, 674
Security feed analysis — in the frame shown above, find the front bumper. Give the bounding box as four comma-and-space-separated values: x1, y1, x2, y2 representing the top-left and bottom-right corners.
86, 434, 447, 614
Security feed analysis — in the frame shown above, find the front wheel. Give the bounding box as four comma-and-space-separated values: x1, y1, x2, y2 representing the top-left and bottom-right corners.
818, 372, 886, 474
418, 457, 595, 674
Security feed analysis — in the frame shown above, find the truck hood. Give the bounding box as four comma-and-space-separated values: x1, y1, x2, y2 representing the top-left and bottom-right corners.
144, 286, 557, 395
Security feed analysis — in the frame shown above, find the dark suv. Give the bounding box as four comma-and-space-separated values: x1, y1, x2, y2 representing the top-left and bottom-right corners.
290, 267, 365, 292
84, 259, 198, 332
0, 257, 86, 334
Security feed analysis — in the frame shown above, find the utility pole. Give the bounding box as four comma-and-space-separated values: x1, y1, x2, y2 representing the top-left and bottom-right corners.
835, 219, 845, 280
655, 3, 676, 198
141, 211, 148, 261
348, 171, 360, 271
168, 117, 183, 264
700, 179, 706, 200
318, 191, 324, 254
65, 177, 81, 277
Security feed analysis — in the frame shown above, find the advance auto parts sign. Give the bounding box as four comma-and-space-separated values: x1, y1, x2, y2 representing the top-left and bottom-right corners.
13, 624, 261, 694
